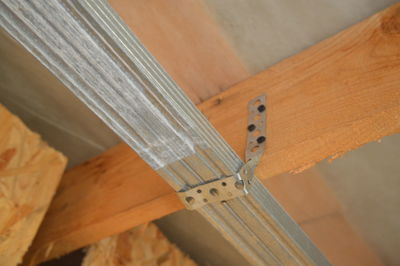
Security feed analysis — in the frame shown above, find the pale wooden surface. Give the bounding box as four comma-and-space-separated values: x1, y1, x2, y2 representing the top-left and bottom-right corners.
108, 0, 249, 104
24, 4, 400, 264
83, 223, 197, 266
265, 170, 384, 266
0, 104, 66, 266
301, 213, 383, 266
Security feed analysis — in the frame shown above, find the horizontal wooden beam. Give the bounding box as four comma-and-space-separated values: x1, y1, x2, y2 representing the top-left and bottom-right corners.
26, 4, 400, 264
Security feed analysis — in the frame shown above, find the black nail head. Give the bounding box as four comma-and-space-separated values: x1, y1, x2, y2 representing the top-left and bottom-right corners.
257, 104, 266, 112
257, 136, 266, 144
247, 124, 256, 132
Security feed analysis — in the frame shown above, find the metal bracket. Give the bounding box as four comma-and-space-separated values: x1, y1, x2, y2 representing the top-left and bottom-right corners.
178, 175, 249, 209
245, 95, 267, 164
178, 95, 267, 210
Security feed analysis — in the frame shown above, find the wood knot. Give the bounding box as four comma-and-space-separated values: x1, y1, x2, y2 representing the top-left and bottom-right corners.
381, 7, 400, 34
215, 97, 223, 105
0, 148, 16, 170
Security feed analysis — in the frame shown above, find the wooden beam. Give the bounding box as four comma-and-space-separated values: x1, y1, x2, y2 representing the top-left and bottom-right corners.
26, 4, 400, 264
24, 145, 183, 265
0, 104, 67, 266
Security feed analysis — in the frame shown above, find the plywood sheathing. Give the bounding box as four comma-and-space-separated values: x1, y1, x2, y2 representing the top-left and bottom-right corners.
0, 104, 67, 265
83, 223, 197, 266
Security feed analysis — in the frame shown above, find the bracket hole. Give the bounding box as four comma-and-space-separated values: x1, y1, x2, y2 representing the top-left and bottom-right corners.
254, 114, 261, 120
257, 136, 266, 144
185, 197, 195, 205
209, 188, 219, 196
247, 124, 256, 132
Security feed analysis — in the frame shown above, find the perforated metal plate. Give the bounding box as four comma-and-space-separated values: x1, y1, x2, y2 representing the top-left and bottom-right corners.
178, 175, 248, 209
245, 95, 267, 163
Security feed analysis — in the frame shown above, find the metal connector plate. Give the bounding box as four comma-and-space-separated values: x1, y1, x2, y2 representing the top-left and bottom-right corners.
178, 95, 267, 210
178, 175, 249, 209
245, 95, 267, 163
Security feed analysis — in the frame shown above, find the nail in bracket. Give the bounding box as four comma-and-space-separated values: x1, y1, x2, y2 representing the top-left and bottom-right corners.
178, 95, 267, 210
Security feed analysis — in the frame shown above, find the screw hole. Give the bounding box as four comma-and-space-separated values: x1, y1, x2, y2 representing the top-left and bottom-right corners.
203, 198, 208, 203
247, 124, 256, 132
185, 197, 195, 204
257, 136, 266, 144
221, 182, 227, 186
209, 188, 219, 196
197, 189, 202, 194
257, 104, 266, 112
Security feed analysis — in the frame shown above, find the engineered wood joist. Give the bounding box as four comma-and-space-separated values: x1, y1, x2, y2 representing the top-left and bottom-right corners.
26, 4, 400, 264
0, 104, 67, 266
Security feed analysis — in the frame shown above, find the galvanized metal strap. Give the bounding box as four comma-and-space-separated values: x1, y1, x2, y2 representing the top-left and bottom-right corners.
178, 95, 267, 210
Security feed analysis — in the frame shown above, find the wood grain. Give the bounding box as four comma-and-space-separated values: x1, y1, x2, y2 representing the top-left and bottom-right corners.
0, 104, 66, 266
108, 0, 249, 104
26, 4, 400, 264
200, 3, 400, 179
301, 213, 384, 266
82, 223, 197, 266
265, 170, 384, 266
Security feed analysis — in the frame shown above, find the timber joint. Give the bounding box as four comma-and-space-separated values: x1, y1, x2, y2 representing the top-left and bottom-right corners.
178, 95, 267, 210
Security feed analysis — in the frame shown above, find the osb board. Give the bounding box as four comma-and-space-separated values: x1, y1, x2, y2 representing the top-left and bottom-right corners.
83, 223, 197, 266
0, 104, 67, 265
